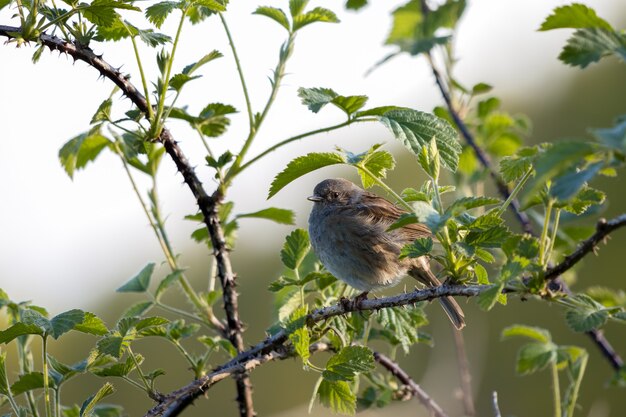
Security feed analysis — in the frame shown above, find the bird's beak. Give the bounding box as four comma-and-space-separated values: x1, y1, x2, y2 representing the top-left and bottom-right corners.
307, 195, 323, 202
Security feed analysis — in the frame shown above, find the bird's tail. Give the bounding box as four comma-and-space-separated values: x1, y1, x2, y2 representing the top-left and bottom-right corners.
408, 260, 466, 330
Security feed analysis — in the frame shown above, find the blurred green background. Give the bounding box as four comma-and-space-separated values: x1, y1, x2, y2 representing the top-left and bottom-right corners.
1, 1, 626, 416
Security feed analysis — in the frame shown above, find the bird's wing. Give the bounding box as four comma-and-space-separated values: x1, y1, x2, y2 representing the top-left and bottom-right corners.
356, 192, 432, 241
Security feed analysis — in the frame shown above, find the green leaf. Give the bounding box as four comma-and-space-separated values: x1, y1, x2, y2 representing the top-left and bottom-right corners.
563, 186, 605, 215
254, 6, 290, 31
550, 162, 603, 201
351, 147, 395, 188
345, 0, 367, 11
465, 225, 510, 248
281, 229, 310, 270
168, 73, 201, 92
136, 29, 171, 47
363, 107, 461, 172
516, 342, 557, 375
0, 322, 45, 343
82, 0, 140, 26
155, 270, 184, 299
386, 0, 422, 45
22, 309, 53, 334
387, 213, 418, 232
10, 372, 46, 395
539, 4, 612, 31
289, 0, 308, 17
51, 309, 85, 339
145, 1, 180, 28
0, 0, 11, 11
322, 346, 375, 382
287, 306, 310, 365
446, 196, 500, 216
399, 237, 433, 259
96, 336, 125, 358
117, 263, 154, 293
590, 117, 626, 151
237, 208, 295, 225
92, 356, 137, 378
332, 95, 369, 117
501, 325, 552, 343
471, 82, 493, 95
565, 306, 609, 332
292, 7, 339, 31
499, 146, 538, 183
417, 137, 440, 179
182, 50, 223, 75
477, 283, 505, 311
59, 130, 112, 179
474, 263, 489, 284
317, 380, 356, 415
298, 87, 337, 113
90, 99, 112, 124
268, 152, 346, 198
376, 305, 427, 353
121, 302, 154, 319
80, 382, 115, 417
559, 28, 626, 68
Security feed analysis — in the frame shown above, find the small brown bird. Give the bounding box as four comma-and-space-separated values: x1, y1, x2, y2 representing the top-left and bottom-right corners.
308, 178, 465, 330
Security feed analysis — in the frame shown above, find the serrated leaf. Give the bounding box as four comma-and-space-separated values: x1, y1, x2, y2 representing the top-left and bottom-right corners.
91, 99, 112, 124
10, 372, 46, 396
353, 148, 395, 189
0, 352, 8, 396
292, 7, 339, 31
501, 325, 552, 343
477, 283, 505, 311
563, 186, 605, 215
92, 356, 137, 378
182, 50, 223, 75
281, 229, 310, 270
317, 379, 356, 415
465, 225, 510, 248
82, 0, 140, 26
22, 309, 52, 335
474, 263, 489, 284
168, 73, 201, 92
539, 4, 612, 31
59, 131, 112, 179
322, 346, 374, 382
516, 342, 557, 375
376, 306, 427, 354
365, 107, 461, 172
387, 213, 418, 232
550, 162, 603, 201
297, 87, 337, 113
254, 6, 290, 31
345, 0, 367, 11
96, 336, 125, 358
287, 306, 310, 365
289, 0, 308, 17
331, 95, 368, 117
446, 196, 500, 216
121, 302, 154, 319
51, 309, 85, 339
559, 28, 626, 68
136, 29, 171, 47
0, 322, 44, 343
399, 237, 433, 259
155, 270, 184, 299
80, 382, 115, 417
269, 152, 346, 198
237, 208, 295, 225
117, 263, 154, 293
499, 146, 538, 183
145, 1, 180, 28
565, 307, 609, 332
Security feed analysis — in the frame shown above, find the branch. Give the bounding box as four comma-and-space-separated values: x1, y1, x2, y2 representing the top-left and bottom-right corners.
145, 285, 487, 415
373, 351, 450, 417
545, 214, 626, 281
0, 25, 255, 416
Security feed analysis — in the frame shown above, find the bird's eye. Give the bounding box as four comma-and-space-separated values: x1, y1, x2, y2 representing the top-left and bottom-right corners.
332, 192, 340, 199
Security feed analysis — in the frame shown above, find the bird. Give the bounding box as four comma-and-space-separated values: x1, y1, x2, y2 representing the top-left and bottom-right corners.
307, 178, 465, 330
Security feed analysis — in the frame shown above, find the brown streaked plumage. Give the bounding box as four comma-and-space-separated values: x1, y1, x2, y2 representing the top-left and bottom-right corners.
308, 178, 465, 330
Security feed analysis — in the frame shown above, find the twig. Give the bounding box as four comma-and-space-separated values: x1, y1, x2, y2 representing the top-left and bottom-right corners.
545, 214, 626, 281
0, 25, 255, 416
452, 328, 475, 416
492, 391, 502, 417
374, 351, 450, 417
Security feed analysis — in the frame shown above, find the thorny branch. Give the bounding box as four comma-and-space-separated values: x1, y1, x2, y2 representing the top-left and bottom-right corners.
374, 351, 450, 417
416, 1, 624, 371
0, 25, 255, 416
